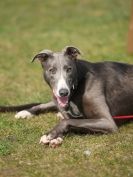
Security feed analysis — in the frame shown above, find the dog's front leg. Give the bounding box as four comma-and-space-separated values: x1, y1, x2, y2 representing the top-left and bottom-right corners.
40, 118, 118, 147
64, 118, 118, 133
40, 119, 68, 147
15, 101, 57, 119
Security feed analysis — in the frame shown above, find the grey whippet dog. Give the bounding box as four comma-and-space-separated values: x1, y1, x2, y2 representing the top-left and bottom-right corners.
1, 46, 133, 147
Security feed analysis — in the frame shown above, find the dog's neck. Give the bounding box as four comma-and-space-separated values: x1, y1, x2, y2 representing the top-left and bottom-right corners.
75, 59, 93, 87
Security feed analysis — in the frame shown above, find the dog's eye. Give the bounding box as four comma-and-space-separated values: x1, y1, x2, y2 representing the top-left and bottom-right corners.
48, 67, 57, 74
66, 67, 72, 73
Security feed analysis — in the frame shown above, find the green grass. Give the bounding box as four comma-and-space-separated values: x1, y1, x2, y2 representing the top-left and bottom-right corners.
0, 0, 133, 176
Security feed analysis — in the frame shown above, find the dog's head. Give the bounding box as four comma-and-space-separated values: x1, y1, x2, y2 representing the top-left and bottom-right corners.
32, 46, 81, 108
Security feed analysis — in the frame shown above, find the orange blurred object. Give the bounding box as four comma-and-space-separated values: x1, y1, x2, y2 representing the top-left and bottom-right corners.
127, 4, 133, 53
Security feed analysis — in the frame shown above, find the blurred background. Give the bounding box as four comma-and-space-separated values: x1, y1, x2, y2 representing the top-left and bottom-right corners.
0, 1, 133, 177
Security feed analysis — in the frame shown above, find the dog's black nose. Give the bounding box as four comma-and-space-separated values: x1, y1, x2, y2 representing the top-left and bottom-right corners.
59, 89, 69, 97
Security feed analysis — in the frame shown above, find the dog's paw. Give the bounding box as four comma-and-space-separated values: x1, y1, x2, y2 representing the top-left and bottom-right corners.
15, 110, 34, 119
49, 137, 63, 148
39, 134, 63, 148
39, 135, 51, 144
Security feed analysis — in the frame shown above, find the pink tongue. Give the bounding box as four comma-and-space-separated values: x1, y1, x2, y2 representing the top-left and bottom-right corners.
57, 96, 68, 107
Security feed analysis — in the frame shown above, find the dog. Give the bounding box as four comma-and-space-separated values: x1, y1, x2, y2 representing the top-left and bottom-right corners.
1, 46, 133, 147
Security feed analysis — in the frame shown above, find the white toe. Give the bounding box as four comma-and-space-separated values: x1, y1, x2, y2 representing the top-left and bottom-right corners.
15, 110, 34, 119
39, 135, 51, 144
49, 137, 63, 148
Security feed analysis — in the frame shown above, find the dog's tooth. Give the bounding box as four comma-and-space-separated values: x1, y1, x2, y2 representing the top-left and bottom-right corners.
72, 85, 75, 89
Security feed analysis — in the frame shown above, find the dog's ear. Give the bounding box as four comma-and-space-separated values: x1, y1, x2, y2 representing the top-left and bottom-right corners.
63, 46, 81, 59
31, 50, 53, 63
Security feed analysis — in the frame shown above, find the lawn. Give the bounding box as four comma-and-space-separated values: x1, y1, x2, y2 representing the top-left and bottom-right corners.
0, 0, 133, 177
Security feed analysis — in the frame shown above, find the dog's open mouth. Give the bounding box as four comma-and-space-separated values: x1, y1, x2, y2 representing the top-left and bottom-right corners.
56, 96, 68, 108
53, 92, 68, 108
53, 90, 69, 108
